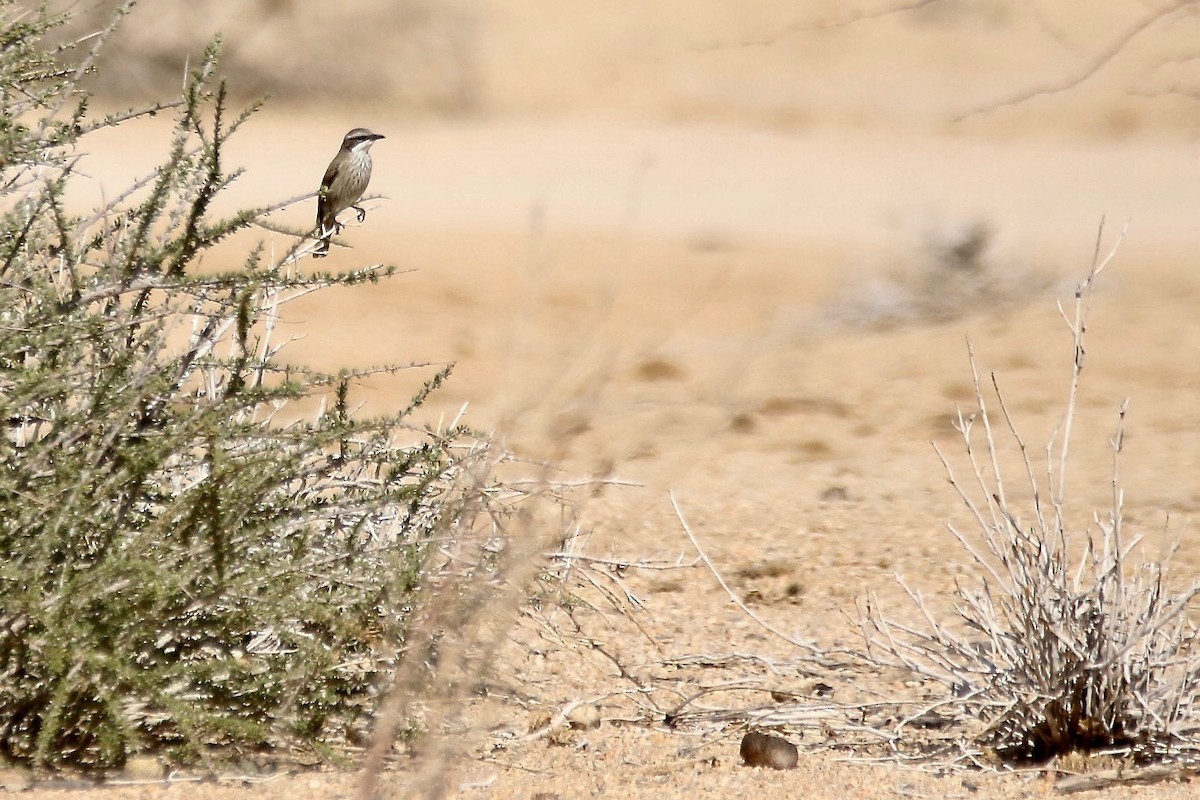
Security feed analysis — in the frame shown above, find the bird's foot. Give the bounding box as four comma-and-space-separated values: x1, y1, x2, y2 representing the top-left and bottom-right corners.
353, 205, 367, 223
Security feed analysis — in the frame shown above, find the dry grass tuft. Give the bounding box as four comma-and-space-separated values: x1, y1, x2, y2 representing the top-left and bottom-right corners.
859, 221, 1200, 766
821, 219, 1054, 329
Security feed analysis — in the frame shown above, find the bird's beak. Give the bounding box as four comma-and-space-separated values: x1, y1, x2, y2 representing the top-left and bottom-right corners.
372, 133, 386, 141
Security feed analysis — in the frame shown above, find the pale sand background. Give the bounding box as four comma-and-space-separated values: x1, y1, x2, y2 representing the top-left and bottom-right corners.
20, 0, 1200, 796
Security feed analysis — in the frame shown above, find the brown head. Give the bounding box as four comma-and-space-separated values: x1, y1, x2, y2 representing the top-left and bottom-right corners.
340, 128, 385, 155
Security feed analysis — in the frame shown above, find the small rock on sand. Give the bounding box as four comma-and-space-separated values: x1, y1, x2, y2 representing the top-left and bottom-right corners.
739, 731, 798, 770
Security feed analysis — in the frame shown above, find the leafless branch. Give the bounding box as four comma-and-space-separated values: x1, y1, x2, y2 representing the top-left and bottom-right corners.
954, 1, 1198, 122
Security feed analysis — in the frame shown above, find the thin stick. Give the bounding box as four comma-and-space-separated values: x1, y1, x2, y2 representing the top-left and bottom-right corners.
1056, 762, 1200, 794
1054, 218, 1127, 507
670, 491, 827, 660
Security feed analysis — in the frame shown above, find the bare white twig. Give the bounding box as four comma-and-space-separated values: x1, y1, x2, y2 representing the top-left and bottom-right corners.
670, 491, 828, 661
860, 220, 1200, 764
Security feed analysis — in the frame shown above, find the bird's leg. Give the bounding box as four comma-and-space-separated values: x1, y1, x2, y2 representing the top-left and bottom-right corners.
352, 205, 367, 223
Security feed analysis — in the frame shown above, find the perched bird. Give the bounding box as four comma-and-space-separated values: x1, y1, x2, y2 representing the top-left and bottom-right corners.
313, 128, 385, 257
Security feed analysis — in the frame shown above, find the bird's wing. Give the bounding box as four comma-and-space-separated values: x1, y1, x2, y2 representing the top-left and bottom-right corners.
316, 162, 340, 224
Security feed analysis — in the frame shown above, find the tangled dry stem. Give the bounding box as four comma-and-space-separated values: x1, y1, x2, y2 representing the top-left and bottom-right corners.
859, 221, 1200, 766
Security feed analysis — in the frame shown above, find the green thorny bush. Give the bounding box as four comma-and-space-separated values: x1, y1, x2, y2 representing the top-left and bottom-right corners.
0, 3, 514, 771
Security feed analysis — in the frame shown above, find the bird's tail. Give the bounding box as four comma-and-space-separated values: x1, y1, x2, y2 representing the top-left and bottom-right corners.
313, 219, 333, 258
313, 235, 330, 258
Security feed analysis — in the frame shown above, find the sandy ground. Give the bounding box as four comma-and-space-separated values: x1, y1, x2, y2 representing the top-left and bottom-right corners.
14, 0, 1200, 797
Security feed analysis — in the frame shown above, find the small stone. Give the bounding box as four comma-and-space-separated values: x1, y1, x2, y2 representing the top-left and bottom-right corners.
528, 710, 553, 734
546, 724, 575, 747
739, 731, 798, 770
0, 767, 34, 791
567, 703, 601, 730
820, 485, 851, 502
121, 755, 164, 781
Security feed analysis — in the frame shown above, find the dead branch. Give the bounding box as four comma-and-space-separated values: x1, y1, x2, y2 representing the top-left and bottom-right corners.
955, 1, 1198, 122
1056, 761, 1200, 794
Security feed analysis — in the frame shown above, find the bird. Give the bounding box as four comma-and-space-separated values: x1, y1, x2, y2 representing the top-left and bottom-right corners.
313, 128, 385, 257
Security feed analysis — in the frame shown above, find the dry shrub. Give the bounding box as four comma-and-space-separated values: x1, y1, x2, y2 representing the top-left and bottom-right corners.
822, 219, 1054, 329
859, 224, 1200, 764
